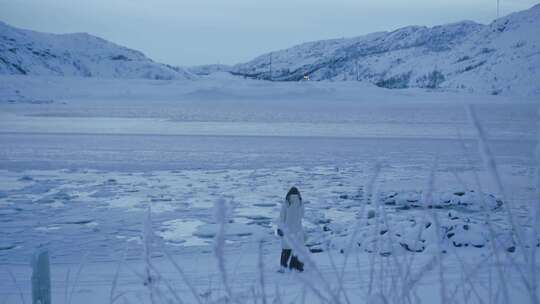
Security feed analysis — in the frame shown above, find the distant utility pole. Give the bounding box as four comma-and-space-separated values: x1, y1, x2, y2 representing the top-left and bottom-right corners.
355, 60, 360, 81
269, 53, 273, 81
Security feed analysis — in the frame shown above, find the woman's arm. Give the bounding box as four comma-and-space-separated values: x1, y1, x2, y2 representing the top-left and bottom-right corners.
276, 202, 287, 236
279, 202, 287, 226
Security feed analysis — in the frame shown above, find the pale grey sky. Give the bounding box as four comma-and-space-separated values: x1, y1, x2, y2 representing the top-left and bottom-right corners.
0, 0, 537, 66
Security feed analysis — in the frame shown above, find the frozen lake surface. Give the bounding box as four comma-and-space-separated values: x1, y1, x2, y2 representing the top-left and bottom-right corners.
0, 133, 535, 171
0, 76, 539, 303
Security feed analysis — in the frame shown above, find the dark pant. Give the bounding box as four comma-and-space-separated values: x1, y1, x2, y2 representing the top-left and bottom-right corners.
280, 249, 304, 272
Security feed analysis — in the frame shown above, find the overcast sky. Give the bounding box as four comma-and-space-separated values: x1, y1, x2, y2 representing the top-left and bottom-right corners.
0, 0, 538, 66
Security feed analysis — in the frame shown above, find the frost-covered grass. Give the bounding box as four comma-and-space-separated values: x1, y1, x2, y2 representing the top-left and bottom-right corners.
100, 163, 538, 304
134, 157, 537, 304
1, 160, 537, 303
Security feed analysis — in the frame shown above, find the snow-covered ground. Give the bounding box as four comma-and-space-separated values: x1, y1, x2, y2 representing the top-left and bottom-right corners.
0, 74, 539, 303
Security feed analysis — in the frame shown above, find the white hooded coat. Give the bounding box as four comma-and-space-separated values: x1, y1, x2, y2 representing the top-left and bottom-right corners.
277, 194, 305, 250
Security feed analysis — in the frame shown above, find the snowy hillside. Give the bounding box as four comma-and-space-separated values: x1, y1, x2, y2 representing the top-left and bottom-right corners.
231, 4, 540, 96
0, 21, 195, 80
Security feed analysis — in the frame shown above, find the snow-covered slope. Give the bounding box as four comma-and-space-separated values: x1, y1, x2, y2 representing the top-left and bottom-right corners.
231, 4, 540, 96
0, 21, 195, 80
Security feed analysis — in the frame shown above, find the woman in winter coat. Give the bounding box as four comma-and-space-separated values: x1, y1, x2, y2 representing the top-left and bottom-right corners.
276, 186, 305, 272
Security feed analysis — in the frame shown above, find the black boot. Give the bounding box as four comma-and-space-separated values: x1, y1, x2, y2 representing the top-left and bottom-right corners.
289, 255, 304, 272
280, 249, 292, 268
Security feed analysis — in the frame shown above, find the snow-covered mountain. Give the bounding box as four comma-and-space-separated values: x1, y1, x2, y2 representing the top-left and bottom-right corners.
231, 4, 540, 96
0, 21, 194, 80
